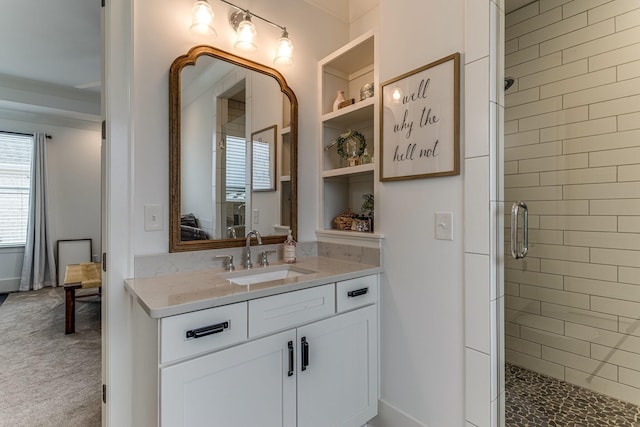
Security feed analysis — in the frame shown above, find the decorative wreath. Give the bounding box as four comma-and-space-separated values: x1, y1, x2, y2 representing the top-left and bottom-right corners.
336, 130, 366, 160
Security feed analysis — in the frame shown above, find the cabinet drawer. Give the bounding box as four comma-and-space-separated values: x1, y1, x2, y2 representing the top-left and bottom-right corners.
336, 275, 377, 313
160, 302, 248, 364
248, 284, 335, 338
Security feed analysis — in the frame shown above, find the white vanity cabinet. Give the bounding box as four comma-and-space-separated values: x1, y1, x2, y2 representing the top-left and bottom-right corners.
131, 274, 378, 427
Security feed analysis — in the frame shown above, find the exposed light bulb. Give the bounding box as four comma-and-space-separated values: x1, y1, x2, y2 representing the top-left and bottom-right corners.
234, 14, 257, 52
273, 29, 293, 66
190, 0, 216, 36
392, 88, 402, 102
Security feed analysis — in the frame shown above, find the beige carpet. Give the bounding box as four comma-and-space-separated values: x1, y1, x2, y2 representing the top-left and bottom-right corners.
0, 287, 101, 427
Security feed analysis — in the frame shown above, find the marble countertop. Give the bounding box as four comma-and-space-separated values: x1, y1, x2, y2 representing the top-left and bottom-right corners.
125, 256, 382, 318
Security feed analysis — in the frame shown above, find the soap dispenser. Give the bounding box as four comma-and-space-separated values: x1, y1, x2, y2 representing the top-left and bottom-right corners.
283, 229, 297, 264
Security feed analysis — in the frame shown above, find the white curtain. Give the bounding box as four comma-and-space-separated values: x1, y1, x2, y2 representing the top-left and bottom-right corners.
19, 133, 56, 291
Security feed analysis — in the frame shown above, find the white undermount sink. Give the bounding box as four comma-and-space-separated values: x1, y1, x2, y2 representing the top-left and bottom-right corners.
222, 265, 317, 286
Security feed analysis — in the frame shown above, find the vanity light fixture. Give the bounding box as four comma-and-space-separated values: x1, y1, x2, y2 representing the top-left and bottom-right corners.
190, 0, 216, 36
189, 0, 294, 66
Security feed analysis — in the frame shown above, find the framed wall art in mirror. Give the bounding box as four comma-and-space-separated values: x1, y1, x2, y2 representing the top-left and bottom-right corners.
169, 45, 298, 252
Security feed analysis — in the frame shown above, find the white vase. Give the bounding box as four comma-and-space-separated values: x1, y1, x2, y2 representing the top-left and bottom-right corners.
333, 90, 346, 112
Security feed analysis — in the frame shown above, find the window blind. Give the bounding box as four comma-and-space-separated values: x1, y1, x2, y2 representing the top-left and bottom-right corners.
225, 135, 246, 202
0, 133, 33, 246
252, 140, 271, 190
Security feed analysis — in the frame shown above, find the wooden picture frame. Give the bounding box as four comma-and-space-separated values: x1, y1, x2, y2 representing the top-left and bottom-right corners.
251, 124, 277, 192
380, 53, 460, 181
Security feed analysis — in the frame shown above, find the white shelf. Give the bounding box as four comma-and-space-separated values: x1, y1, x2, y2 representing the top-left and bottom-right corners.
321, 97, 374, 127
281, 126, 291, 135
280, 175, 291, 182
322, 163, 374, 179
316, 229, 383, 248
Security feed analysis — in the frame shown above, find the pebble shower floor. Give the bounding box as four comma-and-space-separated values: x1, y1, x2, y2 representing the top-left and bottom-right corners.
505, 364, 640, 426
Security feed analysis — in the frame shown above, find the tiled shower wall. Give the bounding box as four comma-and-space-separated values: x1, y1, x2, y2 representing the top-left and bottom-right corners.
504, 0, 640, 404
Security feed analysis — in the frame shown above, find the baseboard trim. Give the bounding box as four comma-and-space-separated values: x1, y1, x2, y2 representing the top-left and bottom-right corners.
0, 277, 20, 294
368, 399, 429, 427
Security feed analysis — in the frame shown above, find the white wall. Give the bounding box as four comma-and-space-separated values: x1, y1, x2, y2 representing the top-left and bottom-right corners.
133, 0, 349, 255
0, 115, 101, 292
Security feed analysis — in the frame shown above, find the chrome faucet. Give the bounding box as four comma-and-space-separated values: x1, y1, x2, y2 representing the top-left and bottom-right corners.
245, 229, 262, 269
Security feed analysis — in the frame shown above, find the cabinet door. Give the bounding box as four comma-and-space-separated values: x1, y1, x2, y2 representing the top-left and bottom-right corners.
297, 305, 377, 427
161, 329, 296, 427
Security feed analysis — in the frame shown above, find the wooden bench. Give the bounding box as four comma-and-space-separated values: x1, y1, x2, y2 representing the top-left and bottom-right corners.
63, 262, 101, 334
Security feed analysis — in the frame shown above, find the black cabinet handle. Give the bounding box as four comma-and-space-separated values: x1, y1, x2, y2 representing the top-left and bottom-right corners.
301, 337, 309, 371
347, 287, 369, 298
287, 341, 294, 377
185, 321, 229, 339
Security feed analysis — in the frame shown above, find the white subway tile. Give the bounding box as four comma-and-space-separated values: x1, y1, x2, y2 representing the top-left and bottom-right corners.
506, 349, 566, 379
505, 253, 541, 271
618, 216, 640, 232
540, 0, 572, 12
563, 129, 640, 154
540, 117, 617, 142
590, 147, 640, 167
505, 52, 562, 80
506, 1, 540, 28
542, 258, 617, 280
520, 59, 588, 90
590, 199, 640, 215
566, 368, 640, 403
465, 0, 490, 63
540, 167, 617, 186
619, 112, 640, 131
521, 325, 590, 356
542, 346, 618, 380
507, 7, 562, 40
526, 200, 590, 215
592, 248, 640, 268
505, 185, 563, 201
619, 165, 640, 182
505, 120, 519, 135
465, 58, 490, 158
563, 0, 612, 18
589, 0, 640, 24
519, 106, 588, 132
505, 96, 562, 121
505, 130, 540, 148
505, 160, 519, 174
619, 367, 640, 389
520, 283, 590, 307
565, 230, 640, 250
465, 253, 491, 353
564, 182, 640, 199
541, 18, 615, 55
590, 41, 640, 71
620, 315, 640, 335
520, 12, 587, 48
564, 25, 640, 64
590, 94, 640, 119
506, 308, 566, 334
505, 38, 519, 55
565, 77, 640, 107
505, 141, 562, 161
620, 266, 640, 285
465, 157, 491, 254
531, 243, 590, 262
506, 268, 565, 289
592, 343, 640, 370
540, 68, 616, 98
505, 87, 540, 107
539, 214, 617, 231
541, 302, 619, 331
505, 281, 521, 296
465, 348, 491, 427
506, 45, 540, 68
506, 335, 542, 357
616, 7, 640, 31
592, 295, 640, 318
566, 322, 640, 355
506, 321, 521, 337
504, 172, 541, 187
519, 153, 588, 172
618, 60, 640, 81
506, 295, 542, 314
565, 276, 640, 302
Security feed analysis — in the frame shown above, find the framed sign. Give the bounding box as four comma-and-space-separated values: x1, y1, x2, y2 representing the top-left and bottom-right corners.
380, 53, 460, 181
251, 125, 277, 191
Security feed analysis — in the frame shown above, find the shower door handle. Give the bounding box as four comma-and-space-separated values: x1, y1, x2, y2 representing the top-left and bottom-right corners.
511, 201, 528, 259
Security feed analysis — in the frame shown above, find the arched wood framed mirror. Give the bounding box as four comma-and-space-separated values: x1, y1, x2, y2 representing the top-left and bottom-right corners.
169, 45, 297, 252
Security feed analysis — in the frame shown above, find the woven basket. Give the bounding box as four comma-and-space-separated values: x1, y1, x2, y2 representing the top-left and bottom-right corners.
333, 210, 357, 230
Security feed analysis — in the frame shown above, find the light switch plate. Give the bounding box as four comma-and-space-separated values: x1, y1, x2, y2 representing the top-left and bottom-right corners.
252, 209, 260, 224
435, 211, 453, 240
144, 204, 163, 231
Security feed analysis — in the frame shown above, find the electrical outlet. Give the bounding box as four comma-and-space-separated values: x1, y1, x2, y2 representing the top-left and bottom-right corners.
144, 204, 163, 231
435, 211, 453, 240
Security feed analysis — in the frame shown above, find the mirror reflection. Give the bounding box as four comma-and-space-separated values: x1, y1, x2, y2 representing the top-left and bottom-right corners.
170, 45, 297, 252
